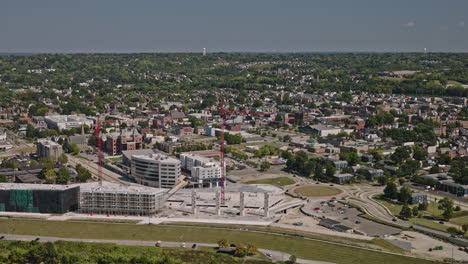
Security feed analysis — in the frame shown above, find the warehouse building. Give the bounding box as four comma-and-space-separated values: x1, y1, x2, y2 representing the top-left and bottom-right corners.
78, 181, 167, 216
0, 183, 79, 214
44, 115, 93, 130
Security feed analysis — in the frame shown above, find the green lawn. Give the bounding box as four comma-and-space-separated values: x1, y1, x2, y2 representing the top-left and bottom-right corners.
450, 215, 468, 226
408, 218, 448, 232
0, 219, 441, 264
294, 186, 342, 197
246, 177, 295, 186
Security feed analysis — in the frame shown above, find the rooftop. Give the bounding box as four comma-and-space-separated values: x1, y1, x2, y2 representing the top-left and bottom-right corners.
77, 181, 168, 195
0, 183, 77, 191
132, 153, 180, 164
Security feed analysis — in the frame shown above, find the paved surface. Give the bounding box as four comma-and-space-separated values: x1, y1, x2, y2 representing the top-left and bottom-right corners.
0, 233, 335, 264
67, 155, 136, 185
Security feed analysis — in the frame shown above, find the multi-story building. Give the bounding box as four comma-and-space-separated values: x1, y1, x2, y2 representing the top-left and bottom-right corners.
78, 181, 167, 216
105, 128, 143, 155
37, 139, 63, 159
44, 115, 93, 130
130, 153, 181, 188
180, 153, 222, 188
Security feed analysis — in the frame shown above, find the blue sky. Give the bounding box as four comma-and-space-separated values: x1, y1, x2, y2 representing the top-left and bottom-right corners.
1, 0, 467, 53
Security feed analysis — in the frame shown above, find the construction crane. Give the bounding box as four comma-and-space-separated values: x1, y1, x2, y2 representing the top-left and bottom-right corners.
217, 103, 272, 204
93, 118, 103, 186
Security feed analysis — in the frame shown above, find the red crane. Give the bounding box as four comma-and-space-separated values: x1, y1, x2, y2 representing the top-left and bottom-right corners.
94, 118, 103, 186
218, 104, 272, 204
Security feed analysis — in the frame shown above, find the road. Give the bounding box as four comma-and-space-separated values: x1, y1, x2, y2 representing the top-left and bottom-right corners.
0, 233, 334, 264
338, 184, 468, 246
67, 154, 135, 185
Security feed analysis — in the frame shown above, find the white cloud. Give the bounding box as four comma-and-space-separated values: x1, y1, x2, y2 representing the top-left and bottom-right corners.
459, 21, 465, 27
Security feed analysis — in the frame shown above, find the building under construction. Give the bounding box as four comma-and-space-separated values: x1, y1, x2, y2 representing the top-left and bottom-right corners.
78, 182, 168, 216
0, 183, 79, 214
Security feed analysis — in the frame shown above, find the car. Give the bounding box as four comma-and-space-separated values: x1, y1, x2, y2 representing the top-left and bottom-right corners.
439, 221, 445, 224
392, 218, 397, 222
355, 221, 361, 224
330, 204, 336, 208
292, 222, 304, 226
0, 236, 4, 240
192, 244, 197, 249
314, 207, 320, 210
343, 217, 349, 220
266, 253, 272, 257
329, 184, 334, 186
296, 184, 301, 186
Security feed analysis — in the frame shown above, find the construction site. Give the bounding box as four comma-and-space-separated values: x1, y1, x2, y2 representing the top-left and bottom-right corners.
166, 184, 306, 219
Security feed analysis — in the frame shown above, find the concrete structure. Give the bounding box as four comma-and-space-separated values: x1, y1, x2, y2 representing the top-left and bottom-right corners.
130, 153, 181, 188
44, 115, 93, 130
264, 192, 269, 217
180, 153, 222, 188
191, 190, 197, 214
215, 190, 221, 216
78, 181, 167, 216
36, 139, 63, 159
239, 192, 245, 216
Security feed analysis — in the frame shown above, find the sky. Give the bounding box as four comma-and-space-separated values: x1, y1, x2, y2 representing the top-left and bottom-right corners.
1, 0, 468, 53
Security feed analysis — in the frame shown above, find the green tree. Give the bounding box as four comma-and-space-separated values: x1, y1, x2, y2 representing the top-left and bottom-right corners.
399, 204, 412, 219
398, 186, 412, 204
234, 243, 248, 257
217, 239, 229, 248
462, 224, 468, 234
259, 161, 270, 172
438, 198, 454, 220
418, 201, 428, 211
0, 174, 7, 182
56, 167, 70, 184
246, 244, 257, 256
64, 142, 80, 155
76, 164, 92, 182
412, 145, 428, 161
288, 255, 297, 264
391, 147, 410, 165
383, 182, 398, 199
412, 206, 419, 216
44, 169, 57, 184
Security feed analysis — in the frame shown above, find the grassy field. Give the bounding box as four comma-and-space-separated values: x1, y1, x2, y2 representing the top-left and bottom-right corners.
246, 177, 295, 186
294, 186, 342, 197
408, 218, 448, 232
0, 218, 442, 264
450, 215, 468, 226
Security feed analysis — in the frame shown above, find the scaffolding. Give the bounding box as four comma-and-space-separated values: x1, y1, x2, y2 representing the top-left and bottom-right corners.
78, 182, 167, 216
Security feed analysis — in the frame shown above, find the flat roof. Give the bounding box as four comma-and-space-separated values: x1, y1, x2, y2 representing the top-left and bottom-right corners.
0, 183, 78, 191
132, 153, 180, 164
77, 181, 168, 195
